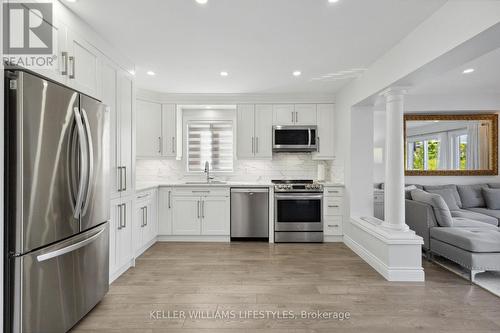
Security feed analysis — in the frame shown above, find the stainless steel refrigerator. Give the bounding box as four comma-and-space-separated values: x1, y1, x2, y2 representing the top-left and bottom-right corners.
4, 70, 110, 333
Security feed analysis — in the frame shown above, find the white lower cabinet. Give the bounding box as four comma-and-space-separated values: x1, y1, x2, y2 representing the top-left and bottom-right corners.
158, 187, 173, 235
170, 187, 230, 237
109, 196, 133, 282
323, 186, 344, 239
134, 189, 158, 256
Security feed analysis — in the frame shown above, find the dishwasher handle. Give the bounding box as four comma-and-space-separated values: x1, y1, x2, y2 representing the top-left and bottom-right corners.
231, 188, 269, 193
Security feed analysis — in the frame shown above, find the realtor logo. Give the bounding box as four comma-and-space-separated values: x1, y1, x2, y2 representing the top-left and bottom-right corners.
3, 2, 53, 54
3, 1, 56, 69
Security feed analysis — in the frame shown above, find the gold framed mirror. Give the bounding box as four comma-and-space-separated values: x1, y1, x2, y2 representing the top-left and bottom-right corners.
404, 114, 498, 176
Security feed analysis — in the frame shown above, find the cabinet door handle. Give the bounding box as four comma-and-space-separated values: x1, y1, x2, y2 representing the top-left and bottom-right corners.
118, 167, 122, 192
117, 204, 122, 230
121, 204, 126, 228
61, 52, 68, 75
197, 200, 200, 219
256, 137, 259, 154
291, 111, 294, 123
123, 166, 127, 191
295, 111, 298, 123
317, 137, 320, 153
145, 207, 148, 226
251, 136, 254, 154
168, 191, 171, 209
202, 200, 205, 218
172, 137, 176, 153
158, 137, 162, 154
69, 56, 75, 79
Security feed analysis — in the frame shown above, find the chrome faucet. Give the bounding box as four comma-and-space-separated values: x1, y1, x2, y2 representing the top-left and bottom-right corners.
204, 161, 214, 183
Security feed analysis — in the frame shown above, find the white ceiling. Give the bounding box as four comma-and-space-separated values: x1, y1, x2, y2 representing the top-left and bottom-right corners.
64, 0, 446, 94
410, 47, 500, 96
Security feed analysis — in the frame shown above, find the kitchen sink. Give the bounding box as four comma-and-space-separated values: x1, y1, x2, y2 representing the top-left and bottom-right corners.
184, 180, 227, 185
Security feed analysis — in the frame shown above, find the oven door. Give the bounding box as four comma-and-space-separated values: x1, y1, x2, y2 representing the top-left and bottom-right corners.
273, 126, 317, 151
274, 193, 323, 231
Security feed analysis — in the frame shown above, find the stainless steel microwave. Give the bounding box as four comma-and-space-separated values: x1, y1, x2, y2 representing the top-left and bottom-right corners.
272, 126, 317, 152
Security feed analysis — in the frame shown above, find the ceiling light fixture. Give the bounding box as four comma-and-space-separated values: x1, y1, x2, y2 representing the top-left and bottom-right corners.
147, 71, 156, 76
328, 0, 339, 3
196, 0, 208, 4
220, 71, 229, 77
462, 68, 475, 74
293, 71, 302, 77
66, 0, 77, 3
128, 70, 136, 76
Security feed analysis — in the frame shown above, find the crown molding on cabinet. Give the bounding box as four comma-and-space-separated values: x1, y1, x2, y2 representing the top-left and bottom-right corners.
136, 89, 335, 105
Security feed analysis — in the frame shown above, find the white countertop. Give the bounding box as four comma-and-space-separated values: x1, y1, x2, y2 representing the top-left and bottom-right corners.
136, 181, 344, 192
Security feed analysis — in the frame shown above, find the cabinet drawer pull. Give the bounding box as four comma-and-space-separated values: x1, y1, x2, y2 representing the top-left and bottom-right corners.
61, 52, 68, 75
137, 194, 149, 199
329, 190, 339, 193
69, 56, 75, 79
328, 205, 340, 208
192, 190, 210, 193
328, 224, 339, 228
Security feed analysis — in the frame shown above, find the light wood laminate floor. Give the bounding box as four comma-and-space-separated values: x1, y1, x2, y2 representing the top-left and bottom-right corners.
72, 242, 500, 333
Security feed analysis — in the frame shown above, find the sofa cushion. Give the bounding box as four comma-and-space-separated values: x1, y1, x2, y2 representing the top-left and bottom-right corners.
467, 208, 500, 225
404, 185, 418, 199
482, 188, 500, 210
430, 227, 500, 253
411, 189, 454, 227
456, 184, 488, 208
450, 209, 499, 226
425, 188, 460, 211
451, 217, 500, 229
423, 185, 462, 209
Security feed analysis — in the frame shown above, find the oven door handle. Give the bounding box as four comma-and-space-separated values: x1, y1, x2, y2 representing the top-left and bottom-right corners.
275, 194, 323, 200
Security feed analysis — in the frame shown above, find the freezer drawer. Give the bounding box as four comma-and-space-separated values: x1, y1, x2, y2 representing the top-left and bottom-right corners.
10, 223, 109, 333
230, 188, 269, 239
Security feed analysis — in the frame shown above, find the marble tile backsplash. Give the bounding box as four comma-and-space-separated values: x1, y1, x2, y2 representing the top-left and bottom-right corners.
136, 154, 336, 183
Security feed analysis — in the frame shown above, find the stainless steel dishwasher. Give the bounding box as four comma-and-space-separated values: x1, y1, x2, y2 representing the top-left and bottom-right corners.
230, 188, 269, 240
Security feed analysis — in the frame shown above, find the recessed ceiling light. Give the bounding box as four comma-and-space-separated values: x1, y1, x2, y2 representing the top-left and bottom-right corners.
328, 0, 339, 3
293, 71, 302, 77
66, 0, 77, 3
462, 68, 475, 74
220, 71, 229, 77
147, 71, 156, 76
196, 0, 208, 4
128, 70, 136, 76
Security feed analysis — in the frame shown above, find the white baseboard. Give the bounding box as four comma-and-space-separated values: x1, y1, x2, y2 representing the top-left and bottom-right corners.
109, 260, 133, 284
135, 238, 157, 258
157, 235, 230, 242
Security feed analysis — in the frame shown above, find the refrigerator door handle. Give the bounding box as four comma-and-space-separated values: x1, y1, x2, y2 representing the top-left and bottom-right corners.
80, 108, 94, 215
36, 225, 106, 262
73, 107, 88, 218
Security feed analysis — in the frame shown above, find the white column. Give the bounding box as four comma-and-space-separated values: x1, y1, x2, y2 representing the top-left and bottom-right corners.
381, 87, 409, 231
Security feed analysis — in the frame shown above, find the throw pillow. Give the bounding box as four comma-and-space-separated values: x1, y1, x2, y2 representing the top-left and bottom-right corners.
425, 188, 460, 211
457, 184, 488, 208
411, 189, 454, 227
482, 188, 500, 210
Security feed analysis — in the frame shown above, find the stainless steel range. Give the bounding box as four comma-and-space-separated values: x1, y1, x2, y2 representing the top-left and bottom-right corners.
273, 180, 323, 243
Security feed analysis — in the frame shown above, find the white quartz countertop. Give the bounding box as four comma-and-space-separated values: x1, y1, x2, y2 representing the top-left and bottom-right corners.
136, 181, 344, 192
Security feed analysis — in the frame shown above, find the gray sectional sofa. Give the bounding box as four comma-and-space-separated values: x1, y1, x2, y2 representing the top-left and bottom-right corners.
404, 183, 500, 281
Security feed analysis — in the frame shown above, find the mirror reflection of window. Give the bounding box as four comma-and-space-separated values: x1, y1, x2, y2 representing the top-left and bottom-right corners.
405, 116, 495, 174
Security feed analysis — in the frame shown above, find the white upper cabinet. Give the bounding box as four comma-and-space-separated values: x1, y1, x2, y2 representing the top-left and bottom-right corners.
294, 104, 317, 125
162, 104, 177, 157
237, 104, 272, 160
254, 105, 273, 158
273, 104, 317, 125
273, 104, 295, 125
237, 105, 256, 159
136, 100, 162, 157
313, 104, 335, 160
101, 61, 120, 197
117, 71, 134, 198
66, 30, 102, 99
